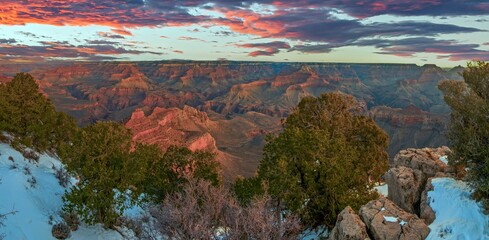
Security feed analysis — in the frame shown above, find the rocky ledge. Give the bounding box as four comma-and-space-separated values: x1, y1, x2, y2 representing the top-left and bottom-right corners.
329, 147, 462, 240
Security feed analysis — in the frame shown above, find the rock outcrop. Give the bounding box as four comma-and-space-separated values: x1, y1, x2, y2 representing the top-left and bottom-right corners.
386, 147, 450, 214
125, 106, 216, 152
328, 207, 370, 240
359, 197, 430, 240
392, 147, 451, 176
419, 178, 436, 224
385, 166, 424, 214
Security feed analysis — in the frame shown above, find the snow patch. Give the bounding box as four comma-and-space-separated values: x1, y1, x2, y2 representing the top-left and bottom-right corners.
383, 216, 398, 223
0, 143, 128, 239
427, 178, 489, 240
439, 155, 448, 165
374, 183, 388, 197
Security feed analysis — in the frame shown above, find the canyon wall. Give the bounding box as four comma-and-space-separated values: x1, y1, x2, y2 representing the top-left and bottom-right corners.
0, 61, 463, 178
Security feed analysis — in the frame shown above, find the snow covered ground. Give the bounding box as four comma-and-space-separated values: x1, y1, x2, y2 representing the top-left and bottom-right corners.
427, 178, 489, 240
0, 143, 127, 240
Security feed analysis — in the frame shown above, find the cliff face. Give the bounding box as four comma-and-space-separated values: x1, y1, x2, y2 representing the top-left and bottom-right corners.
125, 106, 216, 152
371, 105, 448, 156
0, 61, 463, 178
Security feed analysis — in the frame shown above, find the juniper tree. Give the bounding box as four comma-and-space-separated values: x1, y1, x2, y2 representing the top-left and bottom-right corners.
252, 92, 389, 228
439, 61, 489, 209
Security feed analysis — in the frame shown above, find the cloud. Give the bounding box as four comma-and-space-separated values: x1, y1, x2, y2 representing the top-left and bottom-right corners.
288, 44, 334, 54
215, 8, 482, 43
97, 32, 126, 39
0, 0, 209, 28
0, 42, 162, 61
86, 40, 119, 45
178, 36, 207, 42
173, 50, 184, 54
355, 37, 489, 60
111, 28, 133, 36
0, 39, 17, 44
1, 1, 488, 62
236, 41, 290, 56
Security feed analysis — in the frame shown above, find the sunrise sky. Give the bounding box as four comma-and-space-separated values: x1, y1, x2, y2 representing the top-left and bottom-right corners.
0, 0, 488, 66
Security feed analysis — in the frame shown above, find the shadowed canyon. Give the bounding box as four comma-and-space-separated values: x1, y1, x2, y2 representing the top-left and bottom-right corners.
0, 61, 463, 179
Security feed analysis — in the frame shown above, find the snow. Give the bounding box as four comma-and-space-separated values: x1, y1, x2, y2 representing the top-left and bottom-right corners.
300, 227, 328, 240
383, 216, 398, 223
374, 183, 388, 197
439, 155, 448, 165
427, 178, 489, 240
0, 143, 127, 240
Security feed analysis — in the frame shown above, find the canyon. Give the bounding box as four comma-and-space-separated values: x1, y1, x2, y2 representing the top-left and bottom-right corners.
0, 61, 463, 179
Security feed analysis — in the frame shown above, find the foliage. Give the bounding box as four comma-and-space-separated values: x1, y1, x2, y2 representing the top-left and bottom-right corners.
141, 145, 221, 202
60, 121, 221, 227
0, 73, 78, 152
254, 92, 389, 228
139, 178, 302, 240
439, 61, 489, 209
60, 122, 142, 227
233, 175, 263, 206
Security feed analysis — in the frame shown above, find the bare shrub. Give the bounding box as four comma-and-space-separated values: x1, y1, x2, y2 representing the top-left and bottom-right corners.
27, 176, 37, 188
22, 150, 39, 163
0, 134, 8, 143
141, 178, 302, 240
52, 222, 70, 239
0, 210, 17, 240
61, 211, 79, 231
52, 165, 70, 188
23, 165, 31, 175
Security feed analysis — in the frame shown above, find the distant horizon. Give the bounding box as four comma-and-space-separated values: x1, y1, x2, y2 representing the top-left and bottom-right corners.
0, 58, 467, 69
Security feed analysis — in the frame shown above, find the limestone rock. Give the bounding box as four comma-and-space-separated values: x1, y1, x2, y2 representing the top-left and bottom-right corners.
329, 206, 370, 240
420, 178, 436, 224
359, 197, 430, 240
392, 147, 450, 178
385, 166, 424, 214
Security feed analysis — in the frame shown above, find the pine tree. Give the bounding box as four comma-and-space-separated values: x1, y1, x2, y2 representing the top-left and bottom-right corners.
0, 73, 77, 152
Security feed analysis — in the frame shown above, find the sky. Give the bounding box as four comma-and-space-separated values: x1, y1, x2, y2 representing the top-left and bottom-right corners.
0, 0, 488, 66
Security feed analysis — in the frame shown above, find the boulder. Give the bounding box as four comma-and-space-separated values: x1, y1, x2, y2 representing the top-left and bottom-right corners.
328, 206, 370, 240
359, 197, 430, 240
392, 147, 450, 178
385, 166, 424, 214
419, 178, 436, 224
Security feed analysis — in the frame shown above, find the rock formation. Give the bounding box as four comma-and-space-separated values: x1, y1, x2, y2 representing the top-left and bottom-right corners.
328, 207, 370, 240
330, 147, 454, 239
419, 178, 436, 224
125, 106, 216, 152
385, 166, 424, 214
386, 147, 451, 214
359, 197, 430, 240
